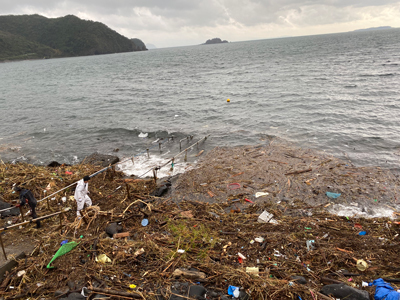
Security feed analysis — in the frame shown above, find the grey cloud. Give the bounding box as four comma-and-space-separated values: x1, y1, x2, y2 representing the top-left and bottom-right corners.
2, 0, 398, 27
1, 0, 399, 47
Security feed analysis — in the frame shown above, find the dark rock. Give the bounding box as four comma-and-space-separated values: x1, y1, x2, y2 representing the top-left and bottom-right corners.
169, 290, 185, 300
74, 280, 85, 291
83, 153, 119, 167
239, 291, 251, 300
291, 275, 307, 284
169, 283, 189, 300
105, 223, 123, 237
152, 185, 168, 197
48, 161, 62, 167
60, 292, 85, 300
188, 285, 207, 299
67, 281, 76, 290
0, 201, 20, 218
320, 283, 369, 300
151, 179, 171, 197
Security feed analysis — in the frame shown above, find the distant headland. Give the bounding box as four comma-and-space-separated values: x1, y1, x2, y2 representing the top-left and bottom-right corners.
202, 38, 228, 45
0, 14, 147, 62
353, 26, 393, 32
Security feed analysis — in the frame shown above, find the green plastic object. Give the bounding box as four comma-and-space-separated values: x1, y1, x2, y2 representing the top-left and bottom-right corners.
47, 241, 79, 269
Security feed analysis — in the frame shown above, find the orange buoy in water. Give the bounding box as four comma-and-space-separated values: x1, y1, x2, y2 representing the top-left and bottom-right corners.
227, 98, 230, 102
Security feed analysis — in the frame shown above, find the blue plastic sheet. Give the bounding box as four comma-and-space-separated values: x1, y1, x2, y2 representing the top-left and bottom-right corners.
370, 278, 400, 300
326, 192, 341, 199
228, 285, 239, 296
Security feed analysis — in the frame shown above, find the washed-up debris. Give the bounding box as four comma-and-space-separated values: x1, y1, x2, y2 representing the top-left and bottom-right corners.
326, 191, 341, 199
113, 232, 130, 238
246, 267, 259, 275
356, 259, 368, 271
228, 285, 240, 298
255, 192, 269, 198
95, 254, 111, 264
306, 240, 315, 251
172, 268, 206, 279
47, 241, 79, 269
258, 210, 278, 224
291, 276, 307, 285
372, 278, 400, 300
0, 141, 400, 299
254, 237, 264, 243
227, 183, 241, 190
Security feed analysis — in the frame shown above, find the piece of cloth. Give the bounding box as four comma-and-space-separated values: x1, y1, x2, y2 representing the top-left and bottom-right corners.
74, 179, 92, 216
370, 278, 400, 300
19, 189, 38, 218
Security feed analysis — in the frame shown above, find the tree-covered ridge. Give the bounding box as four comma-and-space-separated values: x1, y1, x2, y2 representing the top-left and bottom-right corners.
0, 29, 59, 61
0, 14, 147, 61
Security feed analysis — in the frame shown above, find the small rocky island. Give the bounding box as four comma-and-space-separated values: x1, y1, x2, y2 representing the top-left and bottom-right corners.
202, 38, 228, 45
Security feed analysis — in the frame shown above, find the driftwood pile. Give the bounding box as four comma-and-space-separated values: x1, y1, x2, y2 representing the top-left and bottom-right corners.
0, 154, 399, 299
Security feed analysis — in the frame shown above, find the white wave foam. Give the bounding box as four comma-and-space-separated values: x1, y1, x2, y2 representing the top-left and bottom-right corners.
327, 203, 399, 219
72, 156, 79, 164
117, 154, 195, 178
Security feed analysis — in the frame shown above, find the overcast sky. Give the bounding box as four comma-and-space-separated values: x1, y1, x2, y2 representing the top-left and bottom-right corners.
2, 0, 400, 48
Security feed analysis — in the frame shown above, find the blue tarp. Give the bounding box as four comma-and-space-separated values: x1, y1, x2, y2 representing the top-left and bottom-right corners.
370, 278, 400, 300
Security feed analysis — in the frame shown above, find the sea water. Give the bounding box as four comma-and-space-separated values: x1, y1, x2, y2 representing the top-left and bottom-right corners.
1, 29, 400, 180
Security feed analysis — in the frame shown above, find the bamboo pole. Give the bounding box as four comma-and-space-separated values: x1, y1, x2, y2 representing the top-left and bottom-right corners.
0, 209, 70, 232
59, 213, 63, 233
153, 169, 157, 184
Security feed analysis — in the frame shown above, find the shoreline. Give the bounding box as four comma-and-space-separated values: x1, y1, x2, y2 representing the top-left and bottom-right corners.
1, 137, 399, 218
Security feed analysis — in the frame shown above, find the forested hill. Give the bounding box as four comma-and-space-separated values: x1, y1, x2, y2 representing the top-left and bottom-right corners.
0, 14, 147, 61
